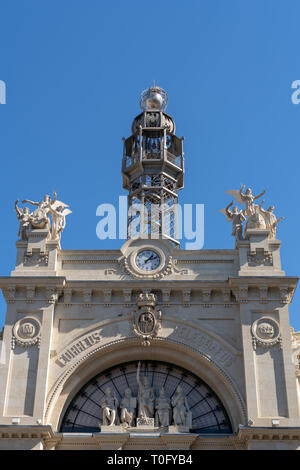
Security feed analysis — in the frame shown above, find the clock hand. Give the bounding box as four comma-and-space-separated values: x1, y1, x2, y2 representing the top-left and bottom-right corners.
145, 254, 156, 264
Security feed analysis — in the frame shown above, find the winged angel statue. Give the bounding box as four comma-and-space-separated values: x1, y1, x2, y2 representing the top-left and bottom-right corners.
219, 185, 284, 240
15, 192, 72, 241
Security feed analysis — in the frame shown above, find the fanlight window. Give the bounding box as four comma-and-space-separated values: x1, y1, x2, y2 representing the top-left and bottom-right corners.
60, 361, 232, 434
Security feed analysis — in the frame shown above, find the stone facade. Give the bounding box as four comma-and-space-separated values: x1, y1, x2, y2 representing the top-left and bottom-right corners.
0, 230, 299, 449
0, 87, 299, 450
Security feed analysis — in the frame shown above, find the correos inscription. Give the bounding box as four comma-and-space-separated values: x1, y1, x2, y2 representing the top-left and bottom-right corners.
57, 331, 101, 366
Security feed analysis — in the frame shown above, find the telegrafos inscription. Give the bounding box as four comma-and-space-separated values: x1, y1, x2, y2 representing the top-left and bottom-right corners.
170, 326, 235, 367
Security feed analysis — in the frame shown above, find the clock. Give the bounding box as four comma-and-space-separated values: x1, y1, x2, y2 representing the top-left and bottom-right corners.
135, 250, 161, 271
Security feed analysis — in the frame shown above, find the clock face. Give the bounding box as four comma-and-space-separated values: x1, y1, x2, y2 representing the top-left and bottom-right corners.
135, 250, 161, 271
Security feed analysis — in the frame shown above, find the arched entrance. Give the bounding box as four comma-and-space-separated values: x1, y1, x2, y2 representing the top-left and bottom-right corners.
47, 338, 245, 432
60, 360, 232, 434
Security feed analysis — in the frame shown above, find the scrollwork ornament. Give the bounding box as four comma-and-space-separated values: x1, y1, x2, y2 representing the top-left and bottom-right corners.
12, 317, 41, 349
251, 317, 282, 350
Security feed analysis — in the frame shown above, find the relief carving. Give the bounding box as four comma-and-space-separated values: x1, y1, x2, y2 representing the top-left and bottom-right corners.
251, 317, 282, 350
12, 317, 41, 349
132, 293, 162, 346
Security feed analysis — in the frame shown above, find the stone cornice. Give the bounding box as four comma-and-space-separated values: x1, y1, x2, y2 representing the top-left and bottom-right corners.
237, 426, 300, 441
2, 425, 300, 449
0, 425, 56, 440
229, 276, 298, 288
0, 276, 66, 288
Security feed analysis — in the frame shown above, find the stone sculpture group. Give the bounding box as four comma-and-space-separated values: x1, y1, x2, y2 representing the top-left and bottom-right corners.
14, 185, 284, 246
220, 185, 284, 240
100, 362, 191, 429
15, 192, 71, 241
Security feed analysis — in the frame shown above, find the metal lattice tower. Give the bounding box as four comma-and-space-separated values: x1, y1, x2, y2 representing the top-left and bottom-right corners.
122, 86, 184, 246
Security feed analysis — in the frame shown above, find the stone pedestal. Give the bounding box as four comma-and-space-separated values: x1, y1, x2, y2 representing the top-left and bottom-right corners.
136, 417, 155, 428
11, 229, 60, 276
168, 425, 190, 433
237, 229, 285, 276
101, 425, 127, 433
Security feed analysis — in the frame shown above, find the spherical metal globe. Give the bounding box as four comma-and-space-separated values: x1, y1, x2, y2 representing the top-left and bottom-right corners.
140, 86, 168, 111
144, 91, 163, 110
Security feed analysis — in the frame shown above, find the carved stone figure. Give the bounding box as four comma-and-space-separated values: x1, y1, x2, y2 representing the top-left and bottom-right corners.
171, 385, 190, 427
225, 185, 266, 231
22, 193, 57, 230
120, 388, 137, 427
18, 193, 71, 240
155, 388, 170, 427
258, 200, 284, 239
49, 205, 72, 240
219, 201, 246, 240
136, 361, 154, 419
226, 185, 266, 217
15, 200, 30, 240
100, 387, 119, 426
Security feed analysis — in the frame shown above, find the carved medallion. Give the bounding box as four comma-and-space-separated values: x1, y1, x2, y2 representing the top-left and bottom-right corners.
12, 317, 41, 349
251, 317, 282, 350
132, 293, 162, 346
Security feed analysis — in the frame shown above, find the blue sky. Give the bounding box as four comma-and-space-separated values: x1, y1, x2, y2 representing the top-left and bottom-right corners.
0, 1, 299, 328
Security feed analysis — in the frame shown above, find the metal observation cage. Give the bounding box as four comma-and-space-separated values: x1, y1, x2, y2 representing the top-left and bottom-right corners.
60, 360, 232, 434
122, 87, 184, 246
